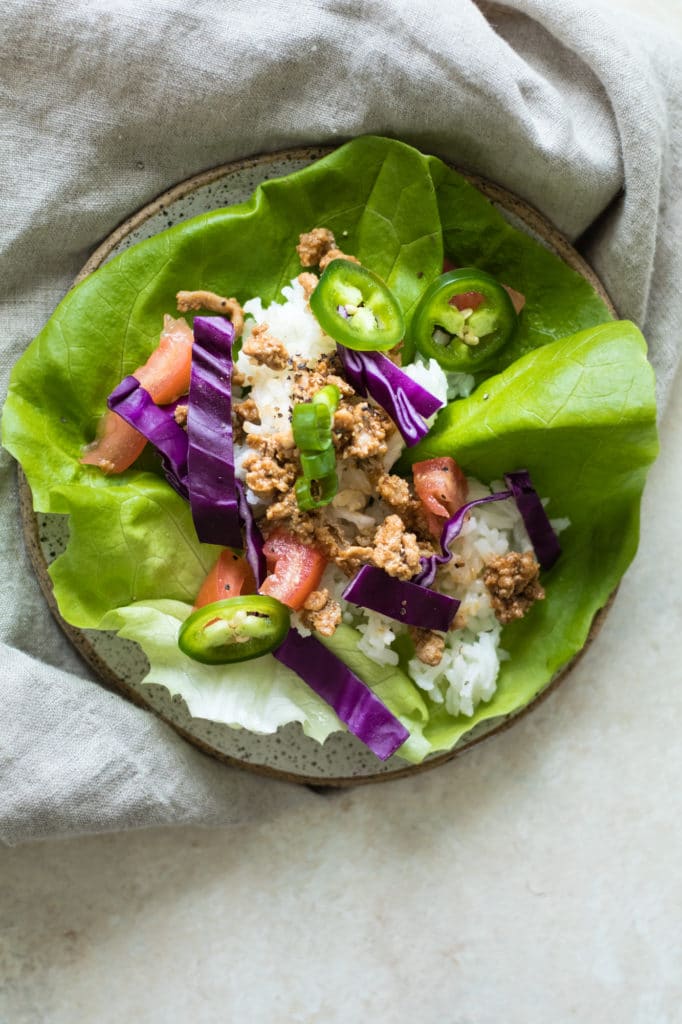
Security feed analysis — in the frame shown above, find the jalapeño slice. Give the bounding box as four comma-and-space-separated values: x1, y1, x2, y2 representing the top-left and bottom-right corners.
409, 268, 518, 371
178, 596, 290, 665
309, 259, 404, 351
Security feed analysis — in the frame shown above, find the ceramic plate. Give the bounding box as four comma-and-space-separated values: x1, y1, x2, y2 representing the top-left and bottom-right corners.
19, 147, 617, 786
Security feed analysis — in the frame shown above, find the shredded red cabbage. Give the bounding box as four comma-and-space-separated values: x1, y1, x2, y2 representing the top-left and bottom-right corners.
414, 490, 514, 587
236, 481, 266, 586
343, 565, 459, 631
414, 470, 562, 585
187, 316, 242, 549
274, 630, 409, 760
337, 344, 443, 446
107, 376, 189, 497
505, 470, 561, 569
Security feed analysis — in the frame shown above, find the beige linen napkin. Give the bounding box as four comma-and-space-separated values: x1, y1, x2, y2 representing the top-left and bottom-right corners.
1, 0, 680, 843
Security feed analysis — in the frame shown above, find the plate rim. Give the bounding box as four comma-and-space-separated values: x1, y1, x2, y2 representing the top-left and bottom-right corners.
19, 143, 619, 786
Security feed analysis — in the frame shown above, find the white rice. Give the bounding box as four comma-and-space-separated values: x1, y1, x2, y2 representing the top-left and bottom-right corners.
233, 278, 335, 506
233, 277, 565, 721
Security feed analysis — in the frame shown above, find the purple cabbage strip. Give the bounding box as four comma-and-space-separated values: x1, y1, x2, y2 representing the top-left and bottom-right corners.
273, 630, 409, 761
505, 470, 561, 569
343, 565, 459, 632
187, 316, 242, 549
337, 344, 443, 446
107, 375, 189, 497
236, 481, 266, 586
414, 490, 514, 587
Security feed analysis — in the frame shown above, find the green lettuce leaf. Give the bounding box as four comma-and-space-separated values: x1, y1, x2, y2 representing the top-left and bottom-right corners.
2, 136, 442, 511
1, 136, 657, 763
48, 474, 221, 628
101, 600, 344, 744
2, 135, 613, 512
101, 604, 431, 762
400, 320, 658, 752
426, 157, 613, 372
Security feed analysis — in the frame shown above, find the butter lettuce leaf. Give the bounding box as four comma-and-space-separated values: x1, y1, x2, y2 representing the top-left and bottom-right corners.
3, 136, 442, 511
427, 156, 612, 372
1, 136, 656, 764
48, 474, 221, 628
101, 604, 431, 761
400, 319, 658, 753
3, 135, 612, 512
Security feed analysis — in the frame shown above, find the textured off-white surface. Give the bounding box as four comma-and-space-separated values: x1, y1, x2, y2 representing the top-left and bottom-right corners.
2, 363, 681, 1022
2, 0, 682, 1020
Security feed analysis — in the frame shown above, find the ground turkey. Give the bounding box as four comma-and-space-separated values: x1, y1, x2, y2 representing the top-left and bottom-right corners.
371, 515, 422, 581
299, 589, 342, 637
409, 627, 446, 667
296, 228, 359, 271
483, 551, 545, 624
242, 323, 289, 371
176, 290, 244, 338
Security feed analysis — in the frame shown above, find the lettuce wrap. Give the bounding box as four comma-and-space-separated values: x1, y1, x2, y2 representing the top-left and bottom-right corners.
2, 136, 658, 763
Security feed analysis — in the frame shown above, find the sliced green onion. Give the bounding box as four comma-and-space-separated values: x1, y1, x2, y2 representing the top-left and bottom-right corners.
292, 385, 341, 511
300, 446, 336, 480
292, 402, 331, 451
312, 384, 341, 413
295, 473, 339, 511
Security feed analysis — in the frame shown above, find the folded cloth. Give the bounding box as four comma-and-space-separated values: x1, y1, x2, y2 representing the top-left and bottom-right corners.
1, 0, 680, 844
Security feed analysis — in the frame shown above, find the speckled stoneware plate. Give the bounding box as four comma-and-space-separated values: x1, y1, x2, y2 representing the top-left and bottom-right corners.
19, 146, 617, 786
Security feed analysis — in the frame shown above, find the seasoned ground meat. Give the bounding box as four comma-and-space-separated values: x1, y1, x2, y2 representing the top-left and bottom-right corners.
371, 471, 433, 541
332, 400, 394, 459
319, 248, 361, 272
310, 519, 357, 566
289, 353, 354, 405
297, 228, 336, 267
245, 429, 295, 455
234, 397, 260, 426
176, 290, 245, 338
297, 272, 319, 300
242, 425, 298, 497
242, 448, 298, 496
296, 228, 360, 272
299, 589, 342, 637
483, 551, 545, 624
242, 323, 289, 371
375, 473, 412, 513
372, 515, 421, 581
409, 627, 445, 667
173, 403, 188, 427
265, 489, 301, 526
330, 545, 374, 577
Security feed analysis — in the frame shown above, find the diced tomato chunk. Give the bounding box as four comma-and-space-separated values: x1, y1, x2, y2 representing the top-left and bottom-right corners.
448, 291, 485, 312
259, 530, 326, 610
413, 457, 469, 538
503, 284, 526, 314
442, 258, 458, 273
80, 409, 147, 472
80, 315, 194, 474
135, 315, 194, 405
194, 549, 256, 609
